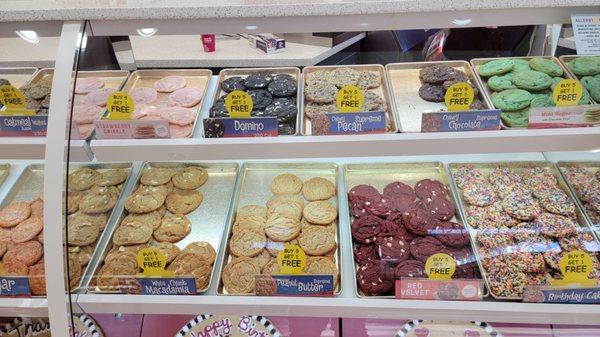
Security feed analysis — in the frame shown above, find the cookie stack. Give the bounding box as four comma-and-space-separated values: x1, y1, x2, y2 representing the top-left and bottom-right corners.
348, 179, 479, 296
221, 173, 339, 295
94, 165, 216, 292
20, 75, 52, 114
209, 72, 298, 136
568, 56, 600, 103
478, 57, 590, 128
303, 67, 388, 121
0, 195, 45, 295
417, 65, 486, 110
452, 164, 600, 298
67, 167, 129, 291
561, 165, 600, 226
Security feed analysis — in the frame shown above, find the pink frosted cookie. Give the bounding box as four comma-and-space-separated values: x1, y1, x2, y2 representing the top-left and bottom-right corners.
72, 104, 104, 124
160, 107, 196, 126
154, 76, 187, 93
129, 87, 158, 104
169, 124, 193, 138
75, 77, 104, 94
84, 88, 116, 107
168, 87, 203, 108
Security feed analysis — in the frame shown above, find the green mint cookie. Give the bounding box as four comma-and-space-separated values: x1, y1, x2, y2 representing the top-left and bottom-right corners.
529, 57, 563, 77
512, 70, 552, 91
568, 56, 600, 76
492, 89, 532, 111
488, 74, 516, 91
479, 59, 514, 77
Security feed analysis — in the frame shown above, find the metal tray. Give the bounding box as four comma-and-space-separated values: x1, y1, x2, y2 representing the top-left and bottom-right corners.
555, 160, 600, 236
300, 64, 398, 135
68, 162, 135, 292
448, 160, 600, 300
0, 164, 10, 188
121, 69, 213, 138
470, 56, 577, 129
71, 70, 131, 140
0, 67, 38, 89
0, 164, 44, 297
203, 67, 302, 137
385, 61, 493, 133
85, 161, 238, 294
558, 55, 599, 104
343, 161, 484, 298
216, 162, 341, 295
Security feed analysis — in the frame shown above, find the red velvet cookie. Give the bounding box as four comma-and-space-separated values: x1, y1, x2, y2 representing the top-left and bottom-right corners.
354, 244, 379, 264
422, 196, 455, 221
403, 208, 439, 236
394, 259, 425, 279
409, 236, 449, 262
383, 181, 416, 200
377, 236, 410, 264
430, 221, 470, 248
351, 215, 382, 244
414, 179, 449, 200
357, 260, 394, 295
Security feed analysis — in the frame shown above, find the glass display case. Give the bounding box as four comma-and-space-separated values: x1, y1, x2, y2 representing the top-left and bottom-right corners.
0, 1, 598, 336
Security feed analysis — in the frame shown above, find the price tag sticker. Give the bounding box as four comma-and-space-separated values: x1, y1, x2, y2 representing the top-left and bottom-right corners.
225, 90, 253, 118
444, 82, 474, 112
425, 253, 456, 280
551, 250, 596, 287
0, 85, 36, 116
336, 85, 364, 113
277, 244, 306, 275
553, 79, 583, 106
136, 248, 174, 277
106, 91, 134, 120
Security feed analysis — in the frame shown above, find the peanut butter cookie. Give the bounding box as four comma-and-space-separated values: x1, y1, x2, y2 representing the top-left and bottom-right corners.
305, 256, 338, 288
113, 221, 153, 246
302, 177, 336, 201
222, 257, 261, 294
69, 168, 98, 191
265, 214, 301, 242
153, 213, 191, 243
232, 215, 266, 234
79, 186, 119, 214
237, 205, 268, 220
140, 167, 173, 186
261, 259, 281, 274
251, 249, 271, 270
181, 241, 217, 265
271, 173, 303, 195
266, 194, 305, 210
298, 225, 336, 255
229, 229, 266, 257
303, 201, 337, 225
171, 166, 208, 190
266, 238, 298, 257
165, 189, 203, 214
267, 200, 303, 221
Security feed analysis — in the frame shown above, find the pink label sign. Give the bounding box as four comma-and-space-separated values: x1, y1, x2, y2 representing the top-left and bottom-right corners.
395, 278, 483, 301
94, 120, 170, 139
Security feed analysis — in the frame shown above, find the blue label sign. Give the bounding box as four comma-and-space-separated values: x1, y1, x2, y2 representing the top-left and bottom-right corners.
421, 110, 501, 132
0, 116, 47, 137
523, 286, 600, 303
254, 275, 334, 296
0, 277, 31, 297
204, 117, 278, 138
118, 277, 197, 295
312, 111, 386, 135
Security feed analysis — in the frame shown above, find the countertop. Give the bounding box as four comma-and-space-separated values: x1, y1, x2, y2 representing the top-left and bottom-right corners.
0, 0, 598, 22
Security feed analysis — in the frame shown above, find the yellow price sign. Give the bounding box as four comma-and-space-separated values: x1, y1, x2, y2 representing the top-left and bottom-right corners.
336, 85, 364, 113
105, 91, 135, 120
553, 79, 582, 106
225, 90, 252, 118
277, 244, 306, 275
444, 82, 474, 112
551, 250, 597, 287
136, 248, 174, 277
425, 253, 456, 280
0, 261, 3, 274
0, 85, 36, 116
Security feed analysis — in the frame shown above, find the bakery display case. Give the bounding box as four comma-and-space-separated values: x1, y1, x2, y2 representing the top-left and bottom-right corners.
0, 1, 599, 336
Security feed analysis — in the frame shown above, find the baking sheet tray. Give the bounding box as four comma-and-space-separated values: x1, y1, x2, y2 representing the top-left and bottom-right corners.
344, 161, 484, 298
121, 69, 212, 138
0, 67, 38, 89
385, 61, 493, 132
203, 67, 301, 137
0, 164, 10, 189
71, 70, 130, 140
470, 57, 576, 129
556, 160, 600, 235
558, 55, 599, 104
68, 162, 135, 292
0, 164, 43, 296
448, 160, 600, 300
300, 64, 398, 135
85, 161, 238, 294
216, 162, 341, 295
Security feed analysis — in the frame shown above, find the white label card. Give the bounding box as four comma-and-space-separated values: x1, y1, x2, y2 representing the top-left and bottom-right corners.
571, 13, 600, 54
